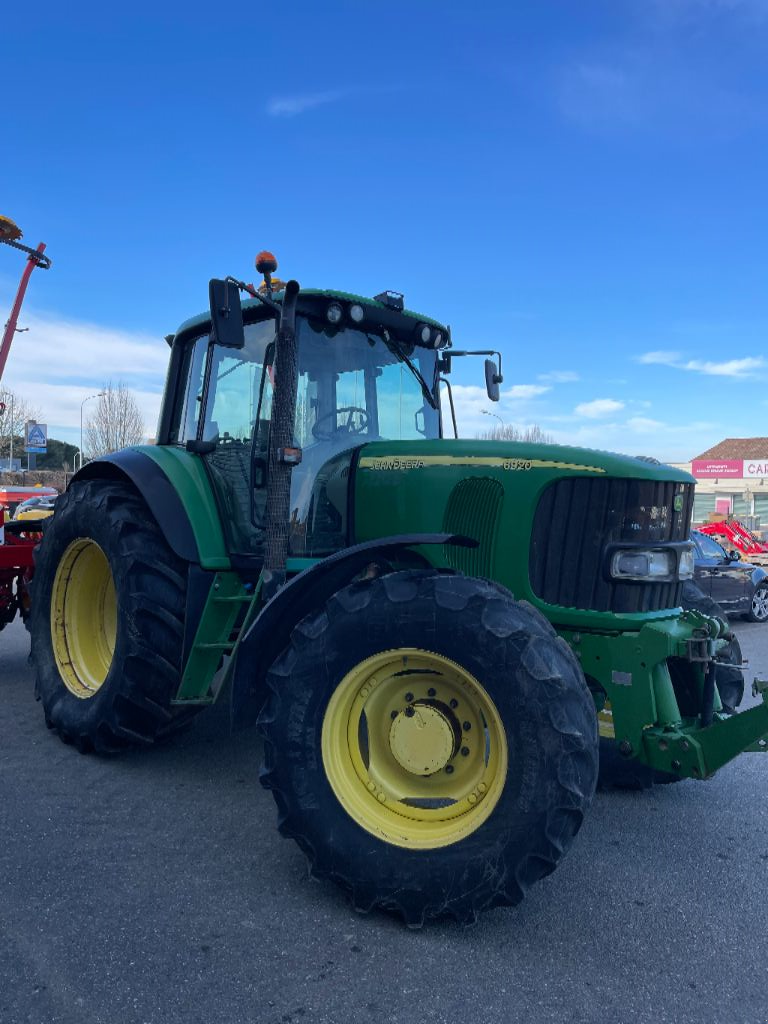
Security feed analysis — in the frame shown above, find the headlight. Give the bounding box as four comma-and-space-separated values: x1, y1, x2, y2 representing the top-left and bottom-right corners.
678, 547, 695, 579
610, 549, 676, 581
326, 302, 343, 324
349, 303, 364, 323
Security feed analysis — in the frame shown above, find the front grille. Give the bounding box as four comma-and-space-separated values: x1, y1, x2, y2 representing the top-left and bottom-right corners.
442, 476, 504, 578
529, 477, 694, 613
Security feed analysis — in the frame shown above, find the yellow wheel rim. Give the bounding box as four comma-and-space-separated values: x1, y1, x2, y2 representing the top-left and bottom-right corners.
321, 649, 508, 850
50, 538, 117, 699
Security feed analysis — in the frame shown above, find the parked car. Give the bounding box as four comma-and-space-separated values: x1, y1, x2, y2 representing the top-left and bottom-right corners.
690, 529, 768, 622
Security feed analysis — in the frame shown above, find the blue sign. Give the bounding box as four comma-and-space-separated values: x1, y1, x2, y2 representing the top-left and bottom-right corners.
25, 421, 47, 454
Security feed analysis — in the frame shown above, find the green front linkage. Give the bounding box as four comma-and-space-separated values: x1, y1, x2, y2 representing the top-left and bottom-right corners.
562, 613, 768, 779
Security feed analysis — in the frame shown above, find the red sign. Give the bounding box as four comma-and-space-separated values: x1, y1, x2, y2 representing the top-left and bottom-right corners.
691, 460, 742, 478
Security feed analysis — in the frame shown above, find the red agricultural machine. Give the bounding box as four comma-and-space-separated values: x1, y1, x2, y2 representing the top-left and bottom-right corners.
0, 215, 53, 630
698, 517, 768, 566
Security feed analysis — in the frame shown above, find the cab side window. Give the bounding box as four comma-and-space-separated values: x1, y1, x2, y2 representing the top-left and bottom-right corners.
172, 335, 208, 444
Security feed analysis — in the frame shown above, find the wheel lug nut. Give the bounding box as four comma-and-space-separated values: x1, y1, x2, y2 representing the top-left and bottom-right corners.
461, 747, 470, 756
404, 707, 415, 718
404, 692, 414, 702
390, 710, 398, 720
463, 721, 471, 731
450, 699, 459, 709
427, 688, 436, 697
445, 765, 454, 774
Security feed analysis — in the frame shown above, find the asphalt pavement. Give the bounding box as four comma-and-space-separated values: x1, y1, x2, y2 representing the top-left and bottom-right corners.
2, 617, 768, 1024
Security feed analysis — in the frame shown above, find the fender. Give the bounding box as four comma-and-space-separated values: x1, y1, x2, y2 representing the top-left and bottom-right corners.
73, 446, 230, 569
230, 532, 477, 729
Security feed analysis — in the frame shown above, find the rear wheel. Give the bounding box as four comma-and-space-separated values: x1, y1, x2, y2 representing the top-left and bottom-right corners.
258, 571, 598, 925
30, 478, 196, 753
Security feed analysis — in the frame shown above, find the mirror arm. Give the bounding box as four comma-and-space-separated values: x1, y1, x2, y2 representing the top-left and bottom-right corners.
449, 349, 503, 383
439, 377, 458, 439
226, 275, 280, 314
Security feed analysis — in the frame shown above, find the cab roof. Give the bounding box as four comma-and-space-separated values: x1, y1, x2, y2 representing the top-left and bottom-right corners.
173, 288, 449, 341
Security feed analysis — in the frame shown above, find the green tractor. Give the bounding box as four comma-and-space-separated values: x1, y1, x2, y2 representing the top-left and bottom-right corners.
30, 254, 768, 925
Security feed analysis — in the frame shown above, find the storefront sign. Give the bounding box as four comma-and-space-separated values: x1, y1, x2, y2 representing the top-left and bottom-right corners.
744, 461, 768, 479
691, 460, 742, 478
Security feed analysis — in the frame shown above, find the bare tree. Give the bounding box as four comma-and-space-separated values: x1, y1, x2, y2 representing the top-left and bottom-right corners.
0, 388, 42, 463
85, 383, 145, 457
477, 423, 554, 443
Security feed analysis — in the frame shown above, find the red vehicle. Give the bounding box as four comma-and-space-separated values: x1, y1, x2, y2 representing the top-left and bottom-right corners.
0, 216, 52, 629
0, 485, 57, 518
0, 508, 45, 629
698, 517, 768, 566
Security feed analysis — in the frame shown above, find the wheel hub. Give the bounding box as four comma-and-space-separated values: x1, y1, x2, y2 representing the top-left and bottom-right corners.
389, 702, 456, 775
50, 537, 117, 699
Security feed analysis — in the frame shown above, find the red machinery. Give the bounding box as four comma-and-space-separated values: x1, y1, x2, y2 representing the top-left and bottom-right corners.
0, 216, 52, 630
698, 517, 768, 566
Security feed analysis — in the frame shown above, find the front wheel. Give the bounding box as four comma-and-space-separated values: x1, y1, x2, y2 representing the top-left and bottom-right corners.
258, 571, 598, 926
748, 583, 768, 623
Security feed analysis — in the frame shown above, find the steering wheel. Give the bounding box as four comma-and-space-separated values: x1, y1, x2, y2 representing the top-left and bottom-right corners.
311, 406, 369, 441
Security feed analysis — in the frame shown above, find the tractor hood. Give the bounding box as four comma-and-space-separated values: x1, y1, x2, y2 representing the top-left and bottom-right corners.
351, 439, 695, 632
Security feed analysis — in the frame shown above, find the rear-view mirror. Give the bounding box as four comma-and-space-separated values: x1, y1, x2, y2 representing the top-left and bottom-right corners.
485, 359, 500, 402
209, 279, 245, 349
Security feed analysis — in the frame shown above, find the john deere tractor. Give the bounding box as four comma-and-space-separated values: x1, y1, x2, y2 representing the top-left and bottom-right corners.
30, 254, 768, 925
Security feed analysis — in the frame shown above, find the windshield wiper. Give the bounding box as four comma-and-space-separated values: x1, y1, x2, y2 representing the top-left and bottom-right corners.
373, 331, 438, 410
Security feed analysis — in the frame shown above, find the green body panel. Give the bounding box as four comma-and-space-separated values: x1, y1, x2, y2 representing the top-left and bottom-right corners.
353, 438, 691, 632
137, 445, 231, 570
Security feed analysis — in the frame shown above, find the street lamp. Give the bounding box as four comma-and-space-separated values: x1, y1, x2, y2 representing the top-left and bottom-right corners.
80, 392, 106, 470
482, 409, 505, 430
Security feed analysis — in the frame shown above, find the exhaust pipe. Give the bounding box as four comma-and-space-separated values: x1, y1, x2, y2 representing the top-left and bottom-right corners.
262, 279, 300, 600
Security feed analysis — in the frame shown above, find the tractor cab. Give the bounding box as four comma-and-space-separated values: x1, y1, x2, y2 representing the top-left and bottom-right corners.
159, 258, 448, 562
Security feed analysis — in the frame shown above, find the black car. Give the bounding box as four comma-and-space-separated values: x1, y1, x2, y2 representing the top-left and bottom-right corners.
690, 529, 768, 622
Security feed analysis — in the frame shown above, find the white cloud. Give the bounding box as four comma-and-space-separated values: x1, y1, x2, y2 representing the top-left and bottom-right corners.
559, 48, 760, 139
636, 350, 765, 377
506, 384, 550, 399
2, 309, 167, 443
537, 370, 579, 383
650, 0, 768, 21
627, 416, 666, 433
681, 356, 765, 377
574, 398, 625, 419
266, 91, 345, 117
446, 382, 550, 437
637, 350, 682, 366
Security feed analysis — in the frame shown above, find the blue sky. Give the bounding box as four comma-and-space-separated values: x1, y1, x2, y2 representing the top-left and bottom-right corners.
1, 0, 767, 458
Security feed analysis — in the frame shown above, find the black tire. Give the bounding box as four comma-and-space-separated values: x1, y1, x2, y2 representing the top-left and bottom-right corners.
598, 580, 744, 790
258, 570, 598, 926
747, 583, 768, 623
30, 478, 196, 753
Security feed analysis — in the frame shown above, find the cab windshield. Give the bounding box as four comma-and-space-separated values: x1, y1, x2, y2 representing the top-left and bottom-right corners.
290, 317, 440, 447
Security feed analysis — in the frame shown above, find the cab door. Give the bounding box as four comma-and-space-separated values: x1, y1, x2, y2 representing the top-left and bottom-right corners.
197, 318, 276, 560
